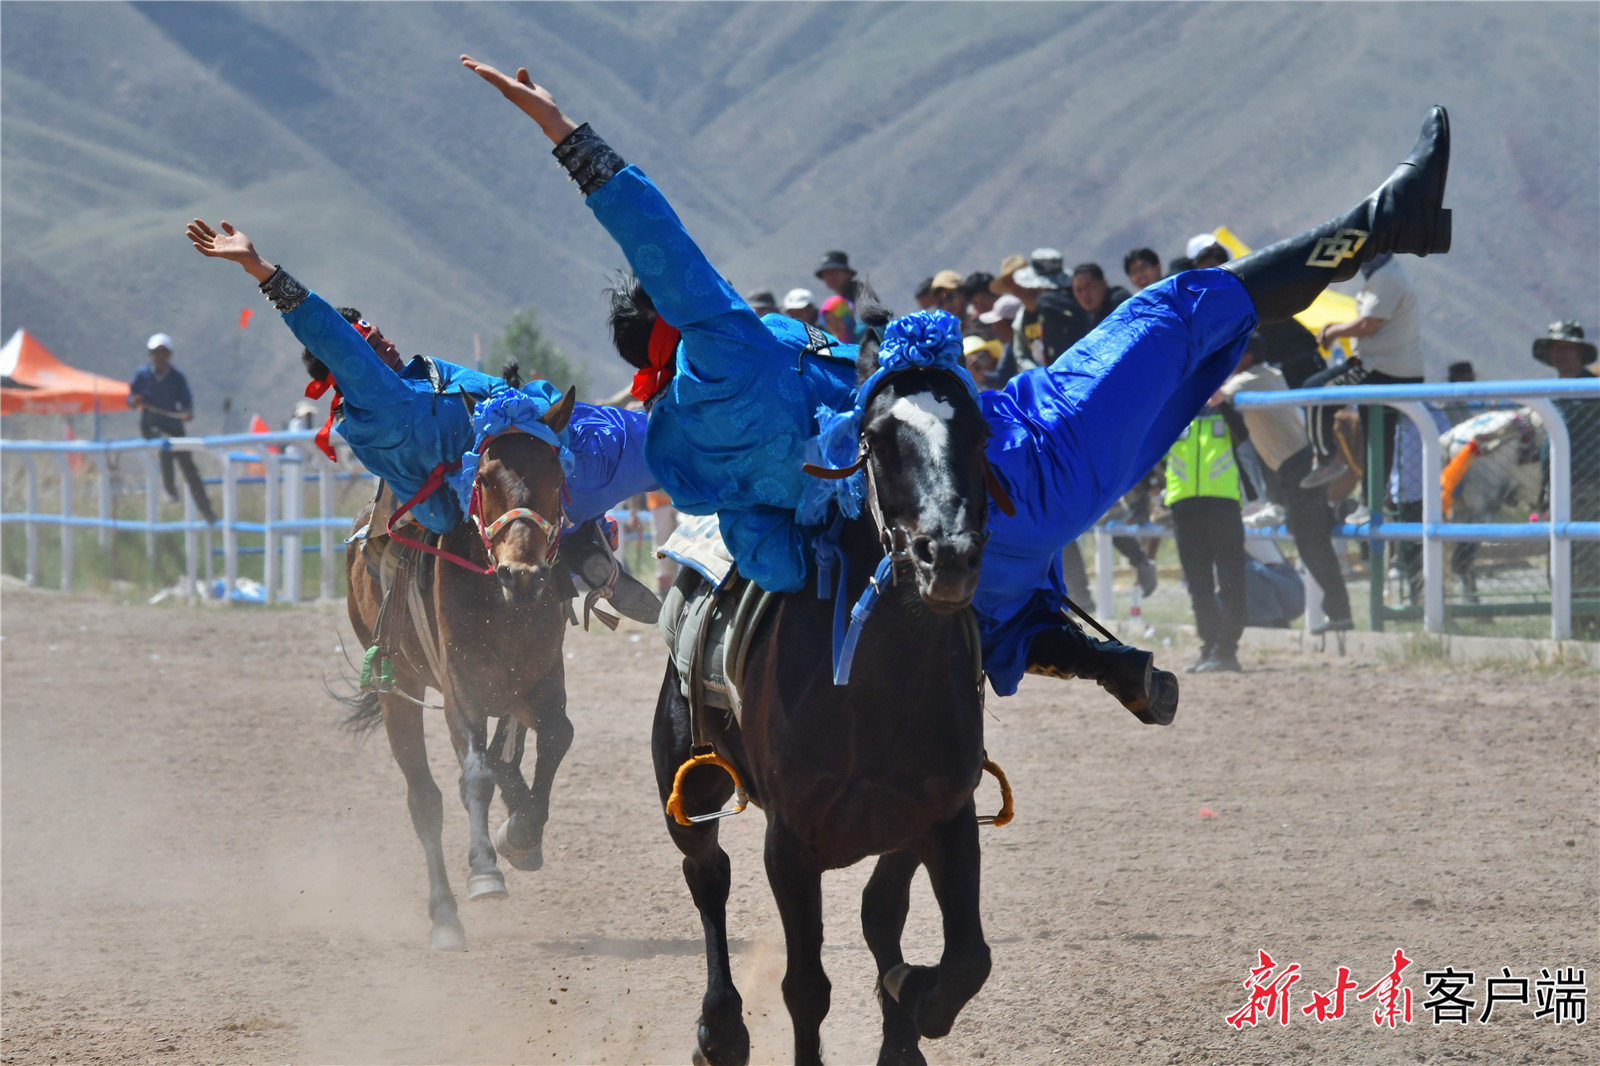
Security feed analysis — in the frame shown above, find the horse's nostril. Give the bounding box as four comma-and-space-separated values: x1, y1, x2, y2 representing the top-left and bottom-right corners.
912, 536, 936, 566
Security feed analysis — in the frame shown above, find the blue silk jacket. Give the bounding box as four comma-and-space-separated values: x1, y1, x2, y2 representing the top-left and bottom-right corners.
280, 288, 656, 534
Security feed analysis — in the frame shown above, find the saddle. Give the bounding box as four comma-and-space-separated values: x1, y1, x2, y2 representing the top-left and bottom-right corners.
657, 514, 775, 731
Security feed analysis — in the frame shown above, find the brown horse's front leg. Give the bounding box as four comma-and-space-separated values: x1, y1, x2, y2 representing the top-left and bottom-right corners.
442, 692, 507, 902
382, 691, 466, 951
493, 666, 570, 873
883, 804, 991, 1040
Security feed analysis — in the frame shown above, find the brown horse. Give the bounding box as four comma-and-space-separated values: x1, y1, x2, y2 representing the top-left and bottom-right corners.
654, 333, 1002, 1065
343, 390, 576, 951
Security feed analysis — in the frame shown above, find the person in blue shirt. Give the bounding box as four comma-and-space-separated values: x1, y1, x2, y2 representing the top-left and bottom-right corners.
128, 333, 219, 524
184, 218, 663, 622
464, 58, 1450, 722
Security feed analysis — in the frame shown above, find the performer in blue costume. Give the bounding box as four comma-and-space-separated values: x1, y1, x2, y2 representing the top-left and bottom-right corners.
463, 57, 1450, 718
184, 218, 664, 622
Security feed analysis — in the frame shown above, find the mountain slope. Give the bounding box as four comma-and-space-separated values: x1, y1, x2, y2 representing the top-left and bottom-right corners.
3, 1, 1596, 432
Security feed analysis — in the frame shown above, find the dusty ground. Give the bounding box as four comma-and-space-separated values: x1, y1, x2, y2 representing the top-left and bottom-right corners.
2, 586, 1595, 1065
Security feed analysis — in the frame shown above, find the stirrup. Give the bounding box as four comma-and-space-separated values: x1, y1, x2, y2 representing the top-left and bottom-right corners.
665, 747, 749, 826
976, 757, 1014, 827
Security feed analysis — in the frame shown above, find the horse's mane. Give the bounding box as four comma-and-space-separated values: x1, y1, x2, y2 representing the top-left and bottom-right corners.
501, 357, 523, 389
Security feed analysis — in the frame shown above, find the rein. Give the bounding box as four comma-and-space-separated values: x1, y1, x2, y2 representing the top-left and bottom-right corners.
386, 430, 564, 576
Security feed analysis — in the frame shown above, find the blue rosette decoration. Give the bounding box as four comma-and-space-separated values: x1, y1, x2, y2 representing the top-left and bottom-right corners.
798, 310, 978, 524
448, 381, 573, 514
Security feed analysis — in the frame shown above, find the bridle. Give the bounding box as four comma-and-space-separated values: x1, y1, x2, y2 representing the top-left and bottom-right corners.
804, 368, 1015, 574
387, 429, 564, 576
802, 365, 1014, 685
467, 430, 565, 569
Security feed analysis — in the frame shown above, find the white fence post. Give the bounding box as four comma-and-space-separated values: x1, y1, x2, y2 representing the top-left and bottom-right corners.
24, 455, 39, 586
262, 451, 279, 604
282, 454, 303, 603
1094, 527, 1115, 623
222, 452, 239, 599
319, 455, 336, 601
182, 461, 199, 601
55, 453, 74, 592
1525, 398, 1572, 640
1395, 403, 1445, 634
141, 447, 160, 569
96, 448, 113, 550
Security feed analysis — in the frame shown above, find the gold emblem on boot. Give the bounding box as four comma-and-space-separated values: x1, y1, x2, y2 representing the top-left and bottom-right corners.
1305, 229, 1369, 267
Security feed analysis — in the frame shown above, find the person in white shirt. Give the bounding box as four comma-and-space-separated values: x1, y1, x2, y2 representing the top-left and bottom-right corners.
1299, 254, 1425, 490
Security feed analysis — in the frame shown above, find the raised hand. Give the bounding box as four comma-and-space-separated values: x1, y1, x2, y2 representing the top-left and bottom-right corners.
460, 55, 578, 144
186, 219, 274, 282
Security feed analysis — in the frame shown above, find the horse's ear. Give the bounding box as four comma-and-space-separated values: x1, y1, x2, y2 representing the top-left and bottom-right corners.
462, 392, 478, 417
853, 279, 891, 384
542, 386, 577, 434
856, 332, 881, 384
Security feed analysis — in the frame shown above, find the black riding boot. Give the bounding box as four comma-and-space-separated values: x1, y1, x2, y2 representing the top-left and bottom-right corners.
561, 519, 661, 625
1026, 622, 1178, 726
1223, 106, 1452, 322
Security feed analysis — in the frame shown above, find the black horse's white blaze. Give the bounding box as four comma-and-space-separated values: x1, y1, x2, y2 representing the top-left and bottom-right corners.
887, 389, 966, 529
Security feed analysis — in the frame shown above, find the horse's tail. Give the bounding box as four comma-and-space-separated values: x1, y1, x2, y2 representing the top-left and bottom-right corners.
328, 677, 385, 738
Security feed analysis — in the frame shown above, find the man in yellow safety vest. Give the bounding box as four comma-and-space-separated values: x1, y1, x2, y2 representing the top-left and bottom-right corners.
1165, 409, 1247, 672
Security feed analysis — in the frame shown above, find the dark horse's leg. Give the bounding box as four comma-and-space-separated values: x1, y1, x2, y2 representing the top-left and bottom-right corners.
493, 665, 571, 873
766, 819, 829, 1066
652, 666, 748, 1066
861, 849, 925, 1066
381, 689, 466, 951
443, 687, 507, 902
883, 805, 992, 1040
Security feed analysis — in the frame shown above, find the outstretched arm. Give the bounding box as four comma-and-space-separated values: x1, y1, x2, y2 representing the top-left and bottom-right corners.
459, 56, 578, 145
185, 218, 398, 410
460, 57, 760, 351
186, 219, 276, 283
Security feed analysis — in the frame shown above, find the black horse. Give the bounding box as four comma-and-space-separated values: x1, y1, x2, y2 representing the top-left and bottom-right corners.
653, 327, 1005, 1066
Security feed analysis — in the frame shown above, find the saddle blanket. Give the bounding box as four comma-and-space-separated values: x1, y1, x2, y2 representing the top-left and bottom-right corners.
657, 516, 772, 721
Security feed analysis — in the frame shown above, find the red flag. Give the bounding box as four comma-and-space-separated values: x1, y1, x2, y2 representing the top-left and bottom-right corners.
238, 308, 253, 330
249, 413, 281, 455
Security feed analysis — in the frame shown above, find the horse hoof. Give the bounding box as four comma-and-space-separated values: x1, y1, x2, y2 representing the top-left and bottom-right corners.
494, 819, 544, 872
430, 922, 467, 952
884, 963, 952, 1037
466, 871, 508, 901
883, 963, 917, 1005
877, 1045, 928, 1066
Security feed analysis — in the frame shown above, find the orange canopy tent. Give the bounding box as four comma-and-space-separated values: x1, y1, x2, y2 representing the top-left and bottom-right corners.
0, 329, 130, 416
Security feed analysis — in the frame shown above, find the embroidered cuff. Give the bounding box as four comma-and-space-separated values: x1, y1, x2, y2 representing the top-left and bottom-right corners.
258, 266, 309, 314
552, 123, 626, 197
